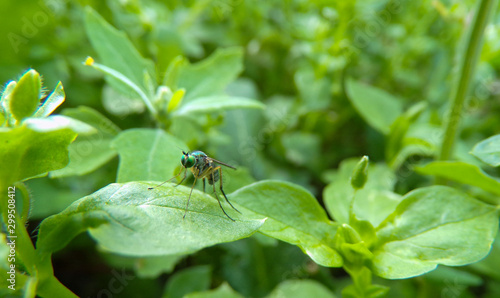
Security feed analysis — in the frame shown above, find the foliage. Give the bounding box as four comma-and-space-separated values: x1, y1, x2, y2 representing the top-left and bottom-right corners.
1, 0, 500, 297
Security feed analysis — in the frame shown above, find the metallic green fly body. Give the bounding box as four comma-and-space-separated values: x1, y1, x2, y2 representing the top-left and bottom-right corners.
148, 151, 240, 221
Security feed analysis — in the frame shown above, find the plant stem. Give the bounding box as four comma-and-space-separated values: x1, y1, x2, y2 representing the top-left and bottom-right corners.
438, 0, 497, 162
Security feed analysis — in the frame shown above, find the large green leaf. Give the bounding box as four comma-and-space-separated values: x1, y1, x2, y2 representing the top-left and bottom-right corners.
346, 79, 403, 135
230, 180, 343, 267
9, 69, 40, 121
50, 106, 120, 178
170, 47, 244, 102
268, 279, 336, 298
36, 182, 264, 256
0, 126, 77, 184
468, 234, 500, 280
84, 7, 155, 96
372, 186, 499, 279
416, 161, 500, 197
174, 96, 265, 116
111, 128, 187, 183
471, 134, 500, 167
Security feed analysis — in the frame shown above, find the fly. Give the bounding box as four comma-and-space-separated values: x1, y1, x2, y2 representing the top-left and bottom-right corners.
148, 151, 241, 221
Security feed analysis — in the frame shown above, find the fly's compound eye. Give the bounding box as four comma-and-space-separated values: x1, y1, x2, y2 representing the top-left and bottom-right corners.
181, 154, 196, 168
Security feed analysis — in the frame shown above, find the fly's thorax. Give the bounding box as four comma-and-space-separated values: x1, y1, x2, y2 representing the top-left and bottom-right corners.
191, 151, 207, 160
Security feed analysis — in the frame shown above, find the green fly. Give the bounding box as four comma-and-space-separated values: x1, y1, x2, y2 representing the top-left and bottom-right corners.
148, 151, 241, 221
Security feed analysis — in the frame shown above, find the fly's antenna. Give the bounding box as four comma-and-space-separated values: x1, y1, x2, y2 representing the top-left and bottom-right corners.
174, 144, 188, 153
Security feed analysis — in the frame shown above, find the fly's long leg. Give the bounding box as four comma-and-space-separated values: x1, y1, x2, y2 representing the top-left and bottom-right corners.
211, 170, 235, 221
148, 167, 186, 190
218, 166, 241, 214
203, 178, 206, 193
174, 168, 187, 187
183, 177, 197, 219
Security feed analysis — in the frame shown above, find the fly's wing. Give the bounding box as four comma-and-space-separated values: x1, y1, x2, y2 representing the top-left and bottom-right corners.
209, 158, 237, 170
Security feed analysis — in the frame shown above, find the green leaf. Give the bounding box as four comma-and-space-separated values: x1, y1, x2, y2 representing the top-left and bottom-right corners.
342, 266, 389, 298
372, 186, 499, 279
23, 115, 96, 134
36, 182, 264, 256
294, 66, 330, 111
168, 88, 185, 112
50, 106, 120, 178
27, 178, 89, 219
185, 282, 244, 298
0, 105, 5, 126
323, 159, 400, 227
84, 7, 156, 96
135, 254, 184, 279
281, 132, 322, 169
9, 69, 41, 121
163, 265, 211, 298
268, 280, 336, 298
175, 47, 244, 102
334, 225, 374, 266
163, 56, 188, 90
385, 102, 427, 167
230, 180, 343, 267
424, 266, 482, 286
111, 128, 187, 183
99, 250, 184, 279
0, 126, 77, 184
1, 81, 17, 125
220, 167, 256, 195
346, 79, 403, 135
468, 234, 500, 280
33, 82, 65, 117
471, 134, 500, 167
416, 161, 500, 197
173, 96, 265, 116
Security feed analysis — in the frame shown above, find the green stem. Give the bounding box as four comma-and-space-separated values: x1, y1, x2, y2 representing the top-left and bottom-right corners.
438, 0, 497, 162
36, 276, 78, 298
89, 62, 157, 117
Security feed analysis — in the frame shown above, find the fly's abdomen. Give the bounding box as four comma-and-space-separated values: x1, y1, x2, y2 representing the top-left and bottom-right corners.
208, 167, 220, 185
